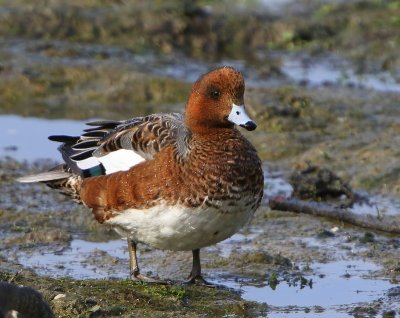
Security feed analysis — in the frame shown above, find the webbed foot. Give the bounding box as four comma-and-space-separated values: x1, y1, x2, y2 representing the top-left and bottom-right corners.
131, 271, 171, 285
184, 274, 215, 287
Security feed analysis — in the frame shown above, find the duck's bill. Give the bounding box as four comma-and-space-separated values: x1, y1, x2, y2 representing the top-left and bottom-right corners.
227, 104, 257, 131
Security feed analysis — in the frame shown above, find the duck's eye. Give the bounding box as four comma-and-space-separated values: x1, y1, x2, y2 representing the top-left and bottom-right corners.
207, 87, 221, 100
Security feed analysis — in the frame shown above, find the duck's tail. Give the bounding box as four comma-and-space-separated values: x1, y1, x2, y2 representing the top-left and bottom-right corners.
17, 164, 83, 203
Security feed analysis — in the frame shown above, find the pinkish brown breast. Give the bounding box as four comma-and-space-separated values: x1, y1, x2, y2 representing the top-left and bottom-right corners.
80, 127, 263, 224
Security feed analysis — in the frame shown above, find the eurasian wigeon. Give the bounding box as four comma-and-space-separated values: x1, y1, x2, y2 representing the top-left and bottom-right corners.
19, 66, 264, 285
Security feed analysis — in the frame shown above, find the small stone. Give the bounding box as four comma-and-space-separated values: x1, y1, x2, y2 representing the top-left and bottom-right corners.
88, 305, 101, 312
330, 226, 339, 233
53, 293, 66, 300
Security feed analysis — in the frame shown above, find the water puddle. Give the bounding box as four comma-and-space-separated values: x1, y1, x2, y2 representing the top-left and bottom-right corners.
282, 55, 400, 93
264, 171, 294, 198
14, 236, 397, 317
213, 232, 261, 258
0, 115, 87, 161
221, 260, 394, 317
352, 194, 400, 217
259, 0, 296, 13
16, 239, 130, 280
264, 310, 354, 318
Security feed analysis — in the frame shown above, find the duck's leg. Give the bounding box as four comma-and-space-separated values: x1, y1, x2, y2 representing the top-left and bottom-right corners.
127, 238, 168, 284
184, 249, 214, 287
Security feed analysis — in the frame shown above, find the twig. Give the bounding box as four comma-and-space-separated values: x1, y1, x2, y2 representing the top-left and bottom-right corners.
269, 196, 400, 234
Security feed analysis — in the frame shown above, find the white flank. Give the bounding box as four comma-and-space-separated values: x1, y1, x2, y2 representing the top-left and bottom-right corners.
77, 149, 145, 174
227, 103, 253, 126
106, 201, 254, 251
76, 157, 101, 170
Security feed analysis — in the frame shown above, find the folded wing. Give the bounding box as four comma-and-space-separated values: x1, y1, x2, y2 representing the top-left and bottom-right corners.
49, 113, 188, 177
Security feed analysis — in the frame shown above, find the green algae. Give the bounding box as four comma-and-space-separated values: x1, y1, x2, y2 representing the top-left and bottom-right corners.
0, 269, 266, 318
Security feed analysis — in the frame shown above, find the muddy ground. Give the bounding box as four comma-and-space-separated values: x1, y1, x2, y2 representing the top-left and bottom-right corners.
0, 0, 400, 317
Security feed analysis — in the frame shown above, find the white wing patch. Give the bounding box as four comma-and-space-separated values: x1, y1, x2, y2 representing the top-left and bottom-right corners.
76, 149, 145, 175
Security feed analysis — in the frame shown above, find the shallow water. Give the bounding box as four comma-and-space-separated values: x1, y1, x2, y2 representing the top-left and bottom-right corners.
16, 239, 129, 280
282, 55, 400, 93
14, 234, 397, 317
260, 0, 295, 12
222, 260, 393, 316
0, 115, 87, 161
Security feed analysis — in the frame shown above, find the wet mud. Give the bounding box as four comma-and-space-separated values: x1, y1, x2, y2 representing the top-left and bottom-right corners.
0, 0, 400, 317
1, 159, 399, 317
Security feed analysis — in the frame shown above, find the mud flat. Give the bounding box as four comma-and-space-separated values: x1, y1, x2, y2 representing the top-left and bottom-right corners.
0, 0, 399, 317
1, 158, 399, 317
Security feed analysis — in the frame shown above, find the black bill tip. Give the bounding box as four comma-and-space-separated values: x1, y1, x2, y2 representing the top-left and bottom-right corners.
240, 121, 257, 131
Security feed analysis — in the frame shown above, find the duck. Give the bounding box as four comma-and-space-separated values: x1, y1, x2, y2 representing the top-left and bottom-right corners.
18, 66, 264, 285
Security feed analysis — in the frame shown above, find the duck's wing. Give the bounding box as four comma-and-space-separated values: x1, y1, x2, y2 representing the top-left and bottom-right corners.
49, 113, 189, 177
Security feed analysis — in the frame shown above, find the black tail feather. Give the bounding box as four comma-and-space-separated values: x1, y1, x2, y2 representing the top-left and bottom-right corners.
72, 140, 99, 150
48, 135, 80, 144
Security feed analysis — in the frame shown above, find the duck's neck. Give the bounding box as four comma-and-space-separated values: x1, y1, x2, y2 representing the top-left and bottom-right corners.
189, 127, 241, 144
185, 116, 235, 136
184, 96, 234, 134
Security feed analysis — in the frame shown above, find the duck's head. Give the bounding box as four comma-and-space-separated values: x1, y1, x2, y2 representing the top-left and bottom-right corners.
185, 66, 256, 133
